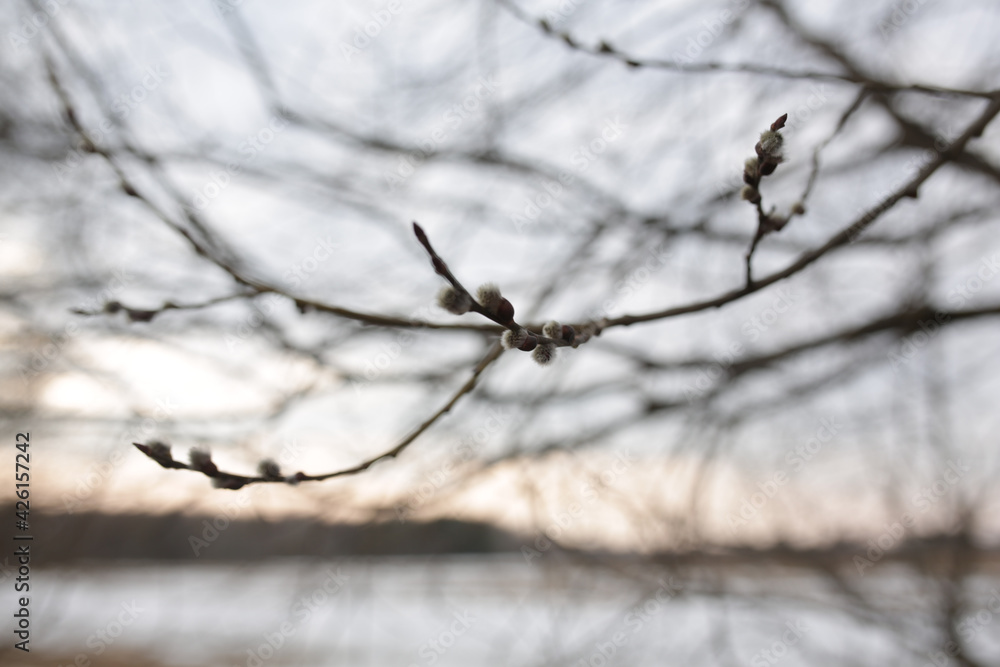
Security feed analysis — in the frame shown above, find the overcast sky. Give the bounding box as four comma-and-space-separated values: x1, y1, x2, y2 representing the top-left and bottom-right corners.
1, 0, 999, 551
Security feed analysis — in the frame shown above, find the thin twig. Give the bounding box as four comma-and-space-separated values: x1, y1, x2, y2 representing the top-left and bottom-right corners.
134, 341, 505, 488
412, 222, 602, 348
495, 0, 996, 99
601, 93, 1000, 328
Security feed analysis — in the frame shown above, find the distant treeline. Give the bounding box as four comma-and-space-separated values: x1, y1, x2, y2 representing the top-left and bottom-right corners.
1, 507, 521, 563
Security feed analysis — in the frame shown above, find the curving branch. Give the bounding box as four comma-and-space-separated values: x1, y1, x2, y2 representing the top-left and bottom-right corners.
599, 93, 1000, 328
133, 341, 504, 489
495, 0, 996, 99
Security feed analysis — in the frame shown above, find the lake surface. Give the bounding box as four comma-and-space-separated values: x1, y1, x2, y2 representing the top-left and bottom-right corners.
5, 554, 1000, 666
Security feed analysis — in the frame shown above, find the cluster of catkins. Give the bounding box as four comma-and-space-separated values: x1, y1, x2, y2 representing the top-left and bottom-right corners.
741, 113, 787, 205
438, 283, 572, 365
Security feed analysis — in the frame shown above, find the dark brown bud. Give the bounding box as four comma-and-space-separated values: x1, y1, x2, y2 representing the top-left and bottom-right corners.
561, 325, 576, 344
759, 160, 777, 176
496, 298, 515, 323
411, 222, 429, 245
518, 334, 538, 351
126, 308, 157, 323
258, 459, 282, 480
212, 475, 248, 490
189, 448, 218, 476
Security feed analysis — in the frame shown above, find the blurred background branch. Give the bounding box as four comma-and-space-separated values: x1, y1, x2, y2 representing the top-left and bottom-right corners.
2, 0, 1000, 665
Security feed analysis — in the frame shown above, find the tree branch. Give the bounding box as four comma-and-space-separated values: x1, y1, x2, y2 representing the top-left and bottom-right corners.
133, 341, 505, 488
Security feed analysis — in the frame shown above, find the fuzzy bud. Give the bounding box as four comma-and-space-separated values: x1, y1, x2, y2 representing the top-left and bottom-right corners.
758, 130, 783, 158
532, 343, 556, 365
437, 286, 472, 315
189, 448, 218, 475
148, 440, 172, 460
139, 440, 175, 468
257, 458, 282, 480
741, 185, 761, 204
542, 321, 561, 339
502, 328, 528, 349
476, 283, 503, 311
496, 298, 515, 323
743, 157, 759, 184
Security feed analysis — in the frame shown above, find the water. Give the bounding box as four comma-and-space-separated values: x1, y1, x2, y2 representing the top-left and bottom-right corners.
5, 554, 999, 666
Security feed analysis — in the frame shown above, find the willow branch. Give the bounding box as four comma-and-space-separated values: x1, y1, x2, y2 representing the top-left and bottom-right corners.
134, 341, 505, 488
495, 0, 995, 99
600, 93, 1000, 328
